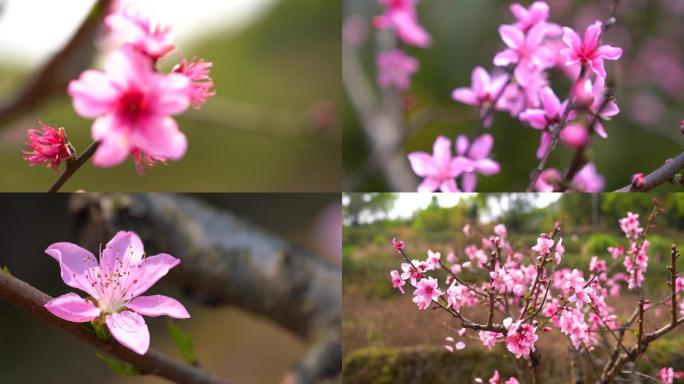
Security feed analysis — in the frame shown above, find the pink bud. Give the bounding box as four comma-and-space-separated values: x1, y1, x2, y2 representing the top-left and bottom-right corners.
631, 173, 645, 190
560, 123, 589, 148
392, 237, 405, 252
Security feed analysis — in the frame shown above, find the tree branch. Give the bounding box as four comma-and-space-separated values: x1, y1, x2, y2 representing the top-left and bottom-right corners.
614, 151, 684, 192
48, 141, 100, 193
0, 270, 226, 384
68, 193, 341, 384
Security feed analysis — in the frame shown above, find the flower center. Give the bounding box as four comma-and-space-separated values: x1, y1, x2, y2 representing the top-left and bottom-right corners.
118, 90, 148, 121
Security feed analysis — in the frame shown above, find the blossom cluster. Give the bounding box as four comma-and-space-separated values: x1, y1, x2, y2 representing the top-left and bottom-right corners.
389, 210, 682, 381
26, 1, 215, 175
403, 1, 623, 192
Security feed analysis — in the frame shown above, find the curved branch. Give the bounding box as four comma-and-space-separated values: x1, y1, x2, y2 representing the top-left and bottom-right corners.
614, 151, 684, 192
68, 193, 342, 383
48, 141, 100, 193
0, 270, 226, 384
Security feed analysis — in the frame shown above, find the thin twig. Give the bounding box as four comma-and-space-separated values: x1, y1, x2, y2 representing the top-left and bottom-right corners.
48, 141, 100, 193
614, 151, 684, 192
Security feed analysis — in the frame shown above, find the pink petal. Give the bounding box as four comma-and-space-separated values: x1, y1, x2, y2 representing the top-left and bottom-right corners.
529, 2, 549, 21
601, 100, 620, 118
526, 22, 548, 47
450, 156, 471, 175
68, 70, 117, 118
101, 231, 145, 274
472, 67, 490, 97
597, 45, 622, 60
131, 117, 188, 160
440, 179, 459, 192
590, 58, 607, 78
152, 73, 191, 116
127, 295, 190, 319
461, 172, 477, 192
583, 21, 602, 51
408, 152, 436, 177
451, 88, 478, 106
519, 109, 547, 129
536, 132, 551, 159
105, 46, 152, 90
432, 135, 453, 167
510, 3, 528, 21
45, 243, 99, 297
128, 253, 181, 298
417, 178, 440, 192
475, 159, 501, 175
92, 126, 131, 168
106, 14, 148, 49
562, 27, 581, 51
594, 121, 608, 139
455, 134, 469, 156
391, 10, 432, 48
106, 311, 150, 355
45, 293, 101, 322
493, 49, 519, 67
499, 25, 524, 49
468, 134, 494, 159
540, 87, 561, 118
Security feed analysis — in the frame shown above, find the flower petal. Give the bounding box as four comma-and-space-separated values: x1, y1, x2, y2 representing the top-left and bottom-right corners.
101, 231, 145, 275
493, 49, 519, 67
519, 109, 547, 129
68, 70, 117, 118
106, 311, 150, 355
432, 135, 452, 168
468, 134, 494, 160
562, 27, 581, 51
131, 117, 188, 160
417, 178, 440, 192
583, 21, 602, 51
451, 88, 477, 105
45, 242, 99, 297
45, 293, 100, 322
461, 172, 477, 192
474, 159, 501, 175
408, 152, 436, 177
439, 179, 459, 192
105, 45, 153, 89
499, 25, 524, 49
128, 253, 181, 298
472, 67, 490, 97
152, 73, 191, 116
590, 58, 607, 78
540, 87, 561, 119
597, 45, 622, 60
92, 126, 131, 168
127, 295, 190, 318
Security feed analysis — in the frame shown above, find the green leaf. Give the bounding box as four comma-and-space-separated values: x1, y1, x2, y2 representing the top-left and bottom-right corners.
167, 319, 197, 365
91, 317, 111, 341
95, 353, 139, 376
2, 266, 10, 275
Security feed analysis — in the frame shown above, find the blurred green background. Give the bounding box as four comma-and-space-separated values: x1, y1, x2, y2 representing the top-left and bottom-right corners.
0, 193, 340, 383
0, 0, 341, 192
342, 192, 684, 382
343, 0, 684, 191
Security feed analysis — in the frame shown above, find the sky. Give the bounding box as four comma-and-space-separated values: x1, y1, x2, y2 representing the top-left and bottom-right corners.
344, 193, 562, 224
0, 0, 276, 65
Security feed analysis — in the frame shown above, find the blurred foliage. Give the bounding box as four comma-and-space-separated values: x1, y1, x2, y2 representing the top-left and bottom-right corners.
344, 0, 684, 191
343, 192, 397, 226
0, 0, 341, 191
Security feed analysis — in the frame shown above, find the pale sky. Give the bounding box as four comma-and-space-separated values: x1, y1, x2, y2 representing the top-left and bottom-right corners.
0, 0, 276, 65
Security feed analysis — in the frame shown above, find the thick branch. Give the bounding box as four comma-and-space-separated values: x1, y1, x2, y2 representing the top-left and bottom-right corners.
68, 193, 341, 383
615, 151, 684, 192
0, 271, 225, 384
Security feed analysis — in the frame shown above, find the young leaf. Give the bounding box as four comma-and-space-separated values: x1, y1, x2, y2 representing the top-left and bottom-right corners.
2, 266, 10, 275
167, 319, 197, 365
95, 353, 139, 376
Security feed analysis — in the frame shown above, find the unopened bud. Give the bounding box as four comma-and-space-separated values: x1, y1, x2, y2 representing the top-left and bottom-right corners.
631, 173, 645, 190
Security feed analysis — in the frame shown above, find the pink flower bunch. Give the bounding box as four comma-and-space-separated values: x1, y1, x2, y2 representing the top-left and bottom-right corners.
389, 209, 674, 368
44, 231, 189, 354
408, 134, 500, 192
68, 3, 214, 173
23, 123, 74, 172
442, 1, 623, 191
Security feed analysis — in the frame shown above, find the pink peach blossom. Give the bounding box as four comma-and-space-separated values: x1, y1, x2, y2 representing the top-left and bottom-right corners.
453, 134, 501, 192
376, 49, 419, 91
408, 135, 462, 192
374, 0, 431, 47
561, 21, 622, 78
173, 56, 216, 109
68, 46, 191, 168
106, 4, 175, 59
44, 231, 189, 354
412, 277, 442, 310
23, 123, 74, 172
451, 67, 508, 127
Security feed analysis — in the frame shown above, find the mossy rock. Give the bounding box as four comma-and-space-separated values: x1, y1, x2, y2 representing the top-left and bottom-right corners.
342, 346, 515, 384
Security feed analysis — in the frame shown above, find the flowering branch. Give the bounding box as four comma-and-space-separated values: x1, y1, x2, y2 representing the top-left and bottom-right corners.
0, 270, 226, 384
47, 141, 100, 193
614, 151, 684, 192
69, 193, 341, 383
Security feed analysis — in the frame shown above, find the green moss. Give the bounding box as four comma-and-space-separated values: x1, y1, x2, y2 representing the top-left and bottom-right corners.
342, 346, 516, 384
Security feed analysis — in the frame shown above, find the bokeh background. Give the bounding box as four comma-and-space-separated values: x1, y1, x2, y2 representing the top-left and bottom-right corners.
0, 193, 340, 383
0, 0, 340, 191
342, 193, 684, 382
343, 0, 684, 191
